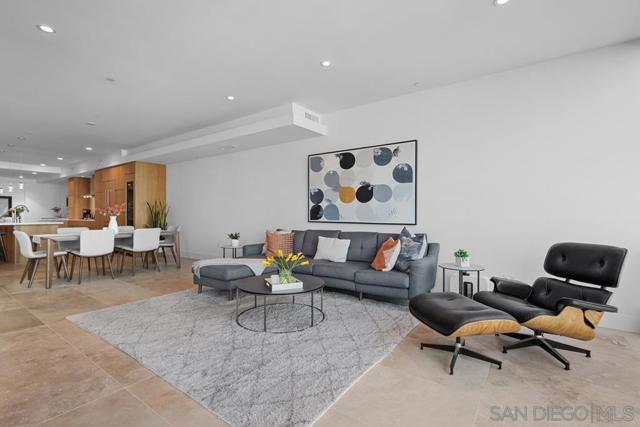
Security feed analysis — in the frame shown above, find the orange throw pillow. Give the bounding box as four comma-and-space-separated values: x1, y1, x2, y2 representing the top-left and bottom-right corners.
265, 230, 293, 257
371, 237, 401, 271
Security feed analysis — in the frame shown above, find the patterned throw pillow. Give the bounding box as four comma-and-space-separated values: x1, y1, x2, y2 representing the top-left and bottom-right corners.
265, 230, 293, 257
394, 227, 427, 272
371, 237, 401, 272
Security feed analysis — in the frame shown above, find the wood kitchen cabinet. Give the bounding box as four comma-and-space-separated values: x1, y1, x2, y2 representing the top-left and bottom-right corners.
93, 161, 166, 228
67, 177, 91, 219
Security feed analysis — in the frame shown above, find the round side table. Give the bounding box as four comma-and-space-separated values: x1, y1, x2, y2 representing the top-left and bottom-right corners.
438, 263, 485, 298
219, 244, 245, 258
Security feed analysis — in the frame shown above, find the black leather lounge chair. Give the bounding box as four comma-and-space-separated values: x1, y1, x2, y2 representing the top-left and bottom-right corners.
474, 242, 627, 370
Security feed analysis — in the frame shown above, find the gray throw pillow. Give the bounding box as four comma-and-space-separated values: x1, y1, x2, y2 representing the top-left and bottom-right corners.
394, 227, 427, 272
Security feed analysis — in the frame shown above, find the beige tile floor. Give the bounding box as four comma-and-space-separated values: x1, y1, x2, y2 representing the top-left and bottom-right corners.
1, 258, 639, 427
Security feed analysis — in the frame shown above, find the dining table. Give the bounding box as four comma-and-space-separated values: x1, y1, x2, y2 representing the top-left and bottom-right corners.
32, 229, 181, 289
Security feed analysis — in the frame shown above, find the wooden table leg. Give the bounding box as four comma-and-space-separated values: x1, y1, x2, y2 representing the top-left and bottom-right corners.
174, 231, 181, 269
46, 238, 54, 289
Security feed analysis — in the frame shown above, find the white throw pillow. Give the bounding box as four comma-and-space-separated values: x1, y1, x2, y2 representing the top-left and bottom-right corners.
314, 236, 351, 263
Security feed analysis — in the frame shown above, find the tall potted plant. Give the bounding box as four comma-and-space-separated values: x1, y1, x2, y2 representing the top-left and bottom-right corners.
146, 201, 169, 229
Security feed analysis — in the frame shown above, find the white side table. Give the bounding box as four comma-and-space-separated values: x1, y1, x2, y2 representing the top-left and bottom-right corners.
438, 263, 485, 297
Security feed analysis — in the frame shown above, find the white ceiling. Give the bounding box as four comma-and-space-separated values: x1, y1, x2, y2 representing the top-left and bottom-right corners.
1, 0, 640, 176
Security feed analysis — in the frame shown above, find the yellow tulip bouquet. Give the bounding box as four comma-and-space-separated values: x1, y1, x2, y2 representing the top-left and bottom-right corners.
262, 250, 310, 284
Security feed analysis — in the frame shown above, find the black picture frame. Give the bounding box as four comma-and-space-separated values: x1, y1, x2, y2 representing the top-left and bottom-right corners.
307, 139, 417, 225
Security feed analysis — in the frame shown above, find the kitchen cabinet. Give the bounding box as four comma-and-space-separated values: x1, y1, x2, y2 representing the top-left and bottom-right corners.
92, 161, 165, 228
67, 177, 91, 220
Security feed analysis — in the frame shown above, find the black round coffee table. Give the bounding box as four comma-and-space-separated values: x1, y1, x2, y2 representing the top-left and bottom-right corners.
235, 274, 325, 333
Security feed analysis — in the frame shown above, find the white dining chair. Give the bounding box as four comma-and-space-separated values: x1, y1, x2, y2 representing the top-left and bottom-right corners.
105, 225, 135, 253
14, 231, 69, 288
159, 225, 181, 265
116, 228, 161, 275
68, 230, 116, 283
56, 227, 89, 273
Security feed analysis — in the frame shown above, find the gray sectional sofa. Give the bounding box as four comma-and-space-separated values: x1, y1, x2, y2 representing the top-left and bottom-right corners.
193, 229, 440, 304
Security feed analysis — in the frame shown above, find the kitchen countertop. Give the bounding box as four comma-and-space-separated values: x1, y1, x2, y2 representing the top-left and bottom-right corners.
0, 221, 65, 226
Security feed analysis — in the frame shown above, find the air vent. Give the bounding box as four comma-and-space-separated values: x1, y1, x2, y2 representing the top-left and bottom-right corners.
304, 112, 320, 123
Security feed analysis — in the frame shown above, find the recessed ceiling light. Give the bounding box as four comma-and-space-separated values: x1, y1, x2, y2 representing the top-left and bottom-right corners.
32, 172, 37, 175
226, 95, 235, 101
85, 147, 93, 151
37, 25, 56, 33
40, 163, 46, 167
494, 0, 510, 5
86, 121, 96, 126
17, 136, 26, 141
320, 60, 331, 67
18, 175, 23, 179
57, 157, 63, 160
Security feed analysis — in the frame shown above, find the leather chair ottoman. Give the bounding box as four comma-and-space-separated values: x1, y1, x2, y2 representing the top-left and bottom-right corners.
409, 292, 520, 374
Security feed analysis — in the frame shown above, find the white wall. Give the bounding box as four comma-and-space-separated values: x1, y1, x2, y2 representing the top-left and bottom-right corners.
0, 178, 67, 220
168, 41, 640, 332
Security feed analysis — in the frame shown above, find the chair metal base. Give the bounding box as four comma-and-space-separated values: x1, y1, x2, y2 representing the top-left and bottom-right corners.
420, 337, 502, 375
501, 332, 591, 370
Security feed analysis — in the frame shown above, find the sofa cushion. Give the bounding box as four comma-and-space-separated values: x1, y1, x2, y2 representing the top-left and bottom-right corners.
339, 231, 379, 262
371, 237, 401, 271
377, 233, 399, 248
265, 230, 293, 257
312, 260, 370, 281
315, 236, 351, 262
395, 227, 428, 272
355, 269, 410, 289
292, 230, 306, 253
292, 257, 315, 275
378, 231, 427, 250
198, 265, 255, 281
302, 230, 340, 257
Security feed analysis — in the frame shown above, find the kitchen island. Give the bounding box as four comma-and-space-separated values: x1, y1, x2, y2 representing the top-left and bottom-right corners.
0, 222, 64, 264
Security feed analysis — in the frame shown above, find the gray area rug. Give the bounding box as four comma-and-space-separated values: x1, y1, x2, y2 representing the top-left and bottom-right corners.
68, 289, 416, 427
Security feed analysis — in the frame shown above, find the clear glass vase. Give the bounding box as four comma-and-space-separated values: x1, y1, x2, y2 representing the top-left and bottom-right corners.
279, 270, 294, 284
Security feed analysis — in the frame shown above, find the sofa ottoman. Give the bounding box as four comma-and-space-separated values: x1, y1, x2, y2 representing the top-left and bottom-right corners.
409, 292, 520, 374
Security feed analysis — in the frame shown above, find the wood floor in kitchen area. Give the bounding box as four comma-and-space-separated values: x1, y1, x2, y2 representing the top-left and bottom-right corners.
1, 258, 639, 427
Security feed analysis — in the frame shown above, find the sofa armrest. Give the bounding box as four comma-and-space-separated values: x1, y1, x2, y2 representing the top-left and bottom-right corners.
408, 242, 440, 298
491, 277, 532, 299
243, 243, 264, 257
556, 298, 618, 314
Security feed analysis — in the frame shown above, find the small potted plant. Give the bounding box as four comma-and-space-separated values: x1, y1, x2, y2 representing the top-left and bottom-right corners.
454, 249, 470, 267
227, 232, 240, 247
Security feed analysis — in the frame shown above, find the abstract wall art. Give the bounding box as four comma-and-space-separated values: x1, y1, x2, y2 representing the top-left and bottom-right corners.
307, 140, 417, 224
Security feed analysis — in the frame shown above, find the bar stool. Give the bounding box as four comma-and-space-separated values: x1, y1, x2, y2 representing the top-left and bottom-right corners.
0, 231, 7, 262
